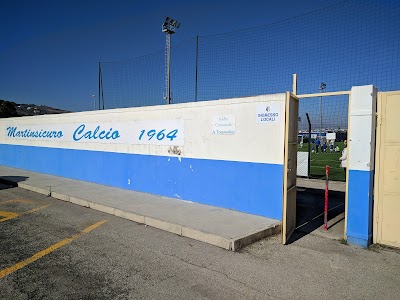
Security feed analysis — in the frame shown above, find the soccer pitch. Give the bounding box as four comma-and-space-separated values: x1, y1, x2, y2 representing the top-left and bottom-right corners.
298, 141, 346, 182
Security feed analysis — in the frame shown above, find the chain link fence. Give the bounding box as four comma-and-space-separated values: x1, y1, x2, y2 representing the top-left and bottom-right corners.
99, 0, 400, 181
297, 95, 349, 181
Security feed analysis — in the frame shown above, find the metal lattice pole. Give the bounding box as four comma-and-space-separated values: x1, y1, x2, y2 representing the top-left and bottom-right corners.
165, 33, 171, 104
162, 17, 180, 105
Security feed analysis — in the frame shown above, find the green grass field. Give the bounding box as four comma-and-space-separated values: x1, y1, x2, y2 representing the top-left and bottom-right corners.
298, 141, 346, 181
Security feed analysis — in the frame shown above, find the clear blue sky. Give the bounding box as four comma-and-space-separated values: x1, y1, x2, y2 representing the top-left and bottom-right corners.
1, 0, 342, 111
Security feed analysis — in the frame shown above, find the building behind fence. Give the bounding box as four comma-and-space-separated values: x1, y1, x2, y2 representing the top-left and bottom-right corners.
99, 0, 400, 181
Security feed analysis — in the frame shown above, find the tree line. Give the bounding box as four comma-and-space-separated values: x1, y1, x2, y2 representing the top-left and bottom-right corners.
0, 100, 18, 118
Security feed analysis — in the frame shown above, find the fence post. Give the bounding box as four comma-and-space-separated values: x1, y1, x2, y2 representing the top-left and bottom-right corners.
324, 165, 330, 230
98, 63, 105, 110
306, 113, 311, 178
98, 62, 101, 110
292, 73, 297, 95
195, 35, 199, 102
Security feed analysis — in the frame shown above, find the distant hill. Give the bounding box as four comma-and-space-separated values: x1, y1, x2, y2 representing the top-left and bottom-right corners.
0, 100, 70, 118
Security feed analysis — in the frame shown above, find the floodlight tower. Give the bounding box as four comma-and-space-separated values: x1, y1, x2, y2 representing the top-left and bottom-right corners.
162, 17, 180, 104
319, 82, 326, 138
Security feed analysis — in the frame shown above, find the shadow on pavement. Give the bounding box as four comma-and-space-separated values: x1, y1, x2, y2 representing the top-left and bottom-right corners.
0, 176, 29, 190
287, 188, 345, 244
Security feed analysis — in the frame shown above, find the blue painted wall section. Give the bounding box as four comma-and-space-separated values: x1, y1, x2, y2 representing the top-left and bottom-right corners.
0, 144, 283, 220
347, 169, 374, 247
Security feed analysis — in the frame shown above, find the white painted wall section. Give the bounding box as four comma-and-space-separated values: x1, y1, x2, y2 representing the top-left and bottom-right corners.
348, 85, 377, 172
0, 94, 286, 165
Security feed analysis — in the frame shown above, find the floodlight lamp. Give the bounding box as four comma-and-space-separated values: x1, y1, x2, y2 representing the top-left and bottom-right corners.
162, 16, 181, 34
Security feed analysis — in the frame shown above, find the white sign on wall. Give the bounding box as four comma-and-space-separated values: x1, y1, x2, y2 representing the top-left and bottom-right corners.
326, 132, 336, 140
297, 151, 309, 177
3, 119, 185, 146
256, 103, 281, 123
212, 115, 235, 135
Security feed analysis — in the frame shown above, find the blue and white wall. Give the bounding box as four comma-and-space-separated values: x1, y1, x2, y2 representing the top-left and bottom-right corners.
0, 94, 286, 220
346, 85, 377, 247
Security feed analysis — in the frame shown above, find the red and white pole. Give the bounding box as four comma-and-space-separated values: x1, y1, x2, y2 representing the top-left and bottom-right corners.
324, 165, 330, 230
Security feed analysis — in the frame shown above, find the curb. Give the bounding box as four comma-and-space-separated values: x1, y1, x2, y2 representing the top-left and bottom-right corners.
0, 178, 281, 251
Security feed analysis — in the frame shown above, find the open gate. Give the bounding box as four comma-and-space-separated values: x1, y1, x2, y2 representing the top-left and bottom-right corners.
282, 92, 299, 244
373, 91, 400, 248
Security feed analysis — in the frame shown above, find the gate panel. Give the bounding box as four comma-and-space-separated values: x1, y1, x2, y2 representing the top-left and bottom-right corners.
282, 92, 298, 244
374, 91, 400, 248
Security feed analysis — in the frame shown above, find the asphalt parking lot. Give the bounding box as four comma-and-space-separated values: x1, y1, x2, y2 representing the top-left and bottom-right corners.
1, 182, 272, 300
0, 183, 115, 299
1, 182, 400, 300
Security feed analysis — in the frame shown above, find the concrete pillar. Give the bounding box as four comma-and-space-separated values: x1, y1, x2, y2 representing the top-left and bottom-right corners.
346, 85, 377, 247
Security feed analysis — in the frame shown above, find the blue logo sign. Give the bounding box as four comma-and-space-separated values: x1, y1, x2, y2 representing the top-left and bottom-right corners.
73, 124, 120, 141
6, 127, 63, 139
